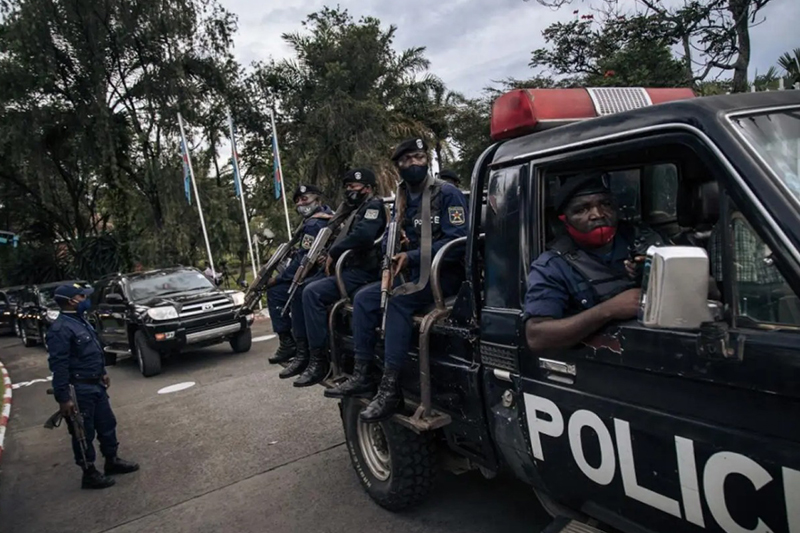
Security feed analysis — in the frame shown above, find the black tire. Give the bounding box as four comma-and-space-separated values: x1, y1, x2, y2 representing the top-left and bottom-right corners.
14, 319, 21, 338
230, 327, 252, 353
39, 325, 48, 351
133, 330, 162, 377
21, 325, 36, 347
341, 398, 436, 511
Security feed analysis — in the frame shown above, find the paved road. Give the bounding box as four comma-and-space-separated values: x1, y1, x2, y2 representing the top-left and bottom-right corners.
0, 322, 550, 533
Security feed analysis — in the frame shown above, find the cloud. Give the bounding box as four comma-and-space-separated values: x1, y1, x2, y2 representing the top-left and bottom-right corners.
221, 0, 797, 96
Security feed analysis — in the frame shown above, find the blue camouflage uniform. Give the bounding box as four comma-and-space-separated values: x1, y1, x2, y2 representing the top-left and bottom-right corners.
352, 181, 468, 371
46, 311, 118, 468
266, 206, 332, 334
302, 197, 387, 350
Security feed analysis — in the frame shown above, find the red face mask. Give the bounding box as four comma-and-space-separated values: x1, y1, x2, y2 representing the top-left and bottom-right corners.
559, 215, 617, 248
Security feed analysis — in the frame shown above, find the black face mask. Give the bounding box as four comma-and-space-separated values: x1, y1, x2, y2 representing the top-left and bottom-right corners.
345, 189, 368, 207
400, 165, 428, 186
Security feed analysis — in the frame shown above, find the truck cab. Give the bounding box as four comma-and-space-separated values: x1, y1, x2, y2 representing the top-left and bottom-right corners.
321, 88, 800, 532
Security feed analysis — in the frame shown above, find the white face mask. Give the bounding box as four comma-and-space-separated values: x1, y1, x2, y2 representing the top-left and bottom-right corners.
296, 203, 318, 218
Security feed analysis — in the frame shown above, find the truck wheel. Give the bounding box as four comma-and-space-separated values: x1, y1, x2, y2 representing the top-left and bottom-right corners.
133, 330, 162, 377
14, 319, 21, 338
21, 326, 36, 347
39, 325, 48, 351
230, 328, 252, 353
342, 398, 436, 511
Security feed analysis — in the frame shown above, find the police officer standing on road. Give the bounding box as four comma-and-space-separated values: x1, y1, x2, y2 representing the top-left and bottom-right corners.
523, 172, 664, 351
46, 284, 139, 489
287, 168, 387, 386
325, 139, 468, 422
267, 184, 333, 366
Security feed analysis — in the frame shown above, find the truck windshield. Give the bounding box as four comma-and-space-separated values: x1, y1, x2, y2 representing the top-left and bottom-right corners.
731, 109, 800, 205
129, 270, 213, 301
39, 287, 57, 307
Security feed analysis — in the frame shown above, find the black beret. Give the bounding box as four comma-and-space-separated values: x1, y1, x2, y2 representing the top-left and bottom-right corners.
391, 137, 428, 162
439, 169, 460, 184
555, 172, 611, 214
342, 168, 376, 187
293, 183, 323, 202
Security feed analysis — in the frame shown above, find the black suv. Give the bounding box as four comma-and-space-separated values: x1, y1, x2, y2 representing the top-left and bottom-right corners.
0, 286, 25, 336
90, 267, 254, 377
16, 280, 88, 348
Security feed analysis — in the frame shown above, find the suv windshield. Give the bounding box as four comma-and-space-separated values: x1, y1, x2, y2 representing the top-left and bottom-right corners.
129, 270, 214, 301
39, 287, 57, 307
731, 109, 800, 204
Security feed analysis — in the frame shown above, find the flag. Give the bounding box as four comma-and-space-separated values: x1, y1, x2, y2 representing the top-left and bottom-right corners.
228, 114, 243, 199
272, 129, 282, 200
180, 140, 192, 205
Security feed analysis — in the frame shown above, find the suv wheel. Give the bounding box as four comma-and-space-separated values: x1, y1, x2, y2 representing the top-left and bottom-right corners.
14, 319, 21, 338
341, 398, 436, 511
21, 325, 36, 347
229, 328, 252, 353
133, 330, 162, 377
39, 325, 48, 351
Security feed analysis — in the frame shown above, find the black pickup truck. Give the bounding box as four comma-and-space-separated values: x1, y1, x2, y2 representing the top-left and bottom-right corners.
90, 267, 254, 377
0, 285, 25, 336
314, 88, 800, 533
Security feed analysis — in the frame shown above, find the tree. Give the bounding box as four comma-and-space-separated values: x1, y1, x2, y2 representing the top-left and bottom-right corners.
778, 48, 800, 86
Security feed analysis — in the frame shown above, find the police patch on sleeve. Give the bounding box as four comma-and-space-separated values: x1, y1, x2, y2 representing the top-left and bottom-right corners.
448, 206, 466, 225
301, 234, 314, 250
364, 208, 379, 220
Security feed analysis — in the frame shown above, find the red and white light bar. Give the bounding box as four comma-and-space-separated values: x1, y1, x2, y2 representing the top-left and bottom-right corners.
490, 87, 696, 141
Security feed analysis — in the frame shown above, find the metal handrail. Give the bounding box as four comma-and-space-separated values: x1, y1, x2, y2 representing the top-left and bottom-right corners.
334, 249, 352, 298
430, 236, 468, 309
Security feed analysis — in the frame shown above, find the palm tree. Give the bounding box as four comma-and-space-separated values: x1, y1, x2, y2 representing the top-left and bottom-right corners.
778, 48, 800, 86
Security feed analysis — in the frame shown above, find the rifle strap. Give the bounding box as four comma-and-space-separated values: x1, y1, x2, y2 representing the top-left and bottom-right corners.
329, 204, 361, 250
393, 175, 434, 297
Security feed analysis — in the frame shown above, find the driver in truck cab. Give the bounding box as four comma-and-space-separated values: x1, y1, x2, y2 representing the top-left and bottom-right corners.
524, 172, 665, 351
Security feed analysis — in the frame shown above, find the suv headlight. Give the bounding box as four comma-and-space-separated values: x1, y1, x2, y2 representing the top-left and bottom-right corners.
147, 306, 178, 321
231, 291, 245, 307
46, 310, 60, 322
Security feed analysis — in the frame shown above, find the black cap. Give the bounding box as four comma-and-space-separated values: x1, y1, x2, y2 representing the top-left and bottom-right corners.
342, 168, 376, 187
555, 172, 611, 214
293, 183, 323, 203
391, 138, 428, 162
54, 283, 94, 301
439, 169, 460, 184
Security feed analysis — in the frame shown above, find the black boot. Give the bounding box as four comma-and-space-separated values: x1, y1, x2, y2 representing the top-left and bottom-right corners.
359, 369, 404, 423
81, 465, 115, 489
324, 361, 376, 398
104, 456, 140, 475
279, 338, 309, 379
294, 347, 329, 387
269, 332, 296, 364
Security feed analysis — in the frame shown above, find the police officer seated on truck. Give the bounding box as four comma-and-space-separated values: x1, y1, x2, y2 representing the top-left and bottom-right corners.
267, 184, 333, 366
524, 172, 664, 351
286, 168, 387, 386
324, 138, 469, 423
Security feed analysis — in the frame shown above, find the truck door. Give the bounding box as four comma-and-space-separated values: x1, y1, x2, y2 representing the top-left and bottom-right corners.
96, 281, 126, 348
517, 133, 800, 533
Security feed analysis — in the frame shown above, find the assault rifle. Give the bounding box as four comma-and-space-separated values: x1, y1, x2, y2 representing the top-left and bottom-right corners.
44, 385, 88, 467
281, 203, 355, 316
380, 217, 401, 335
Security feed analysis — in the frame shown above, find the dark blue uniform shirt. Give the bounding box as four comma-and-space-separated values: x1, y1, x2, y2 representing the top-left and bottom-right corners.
46, 311, 107, 403
523, 233, 631, 320
383, 183, 469, 278
276, 206, 333, 283
328, 197, 388, 263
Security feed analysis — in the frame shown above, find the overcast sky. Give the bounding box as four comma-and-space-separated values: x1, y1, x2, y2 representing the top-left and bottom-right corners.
219, 0, 799, 98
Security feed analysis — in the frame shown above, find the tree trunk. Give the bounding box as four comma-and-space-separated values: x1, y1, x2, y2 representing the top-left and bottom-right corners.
435, 141, 443, 173
728, 0, 751, 93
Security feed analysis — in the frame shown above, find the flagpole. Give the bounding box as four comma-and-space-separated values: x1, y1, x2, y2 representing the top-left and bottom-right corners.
228, 109, 258, 284
178, 113, 216, 278
270, 108, 292, 237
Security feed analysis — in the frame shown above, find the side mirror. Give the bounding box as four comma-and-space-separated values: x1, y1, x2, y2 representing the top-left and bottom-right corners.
106, 293, 124, 304
639, 246, 712, 330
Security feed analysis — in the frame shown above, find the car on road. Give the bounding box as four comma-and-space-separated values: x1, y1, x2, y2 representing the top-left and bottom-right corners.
315, 88, 800, 533
0, 285, 26, 336
90, 267, 254, 377
16, 280, 89, 348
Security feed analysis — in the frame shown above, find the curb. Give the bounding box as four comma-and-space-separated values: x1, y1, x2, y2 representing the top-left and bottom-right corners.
0, 361, 11, 464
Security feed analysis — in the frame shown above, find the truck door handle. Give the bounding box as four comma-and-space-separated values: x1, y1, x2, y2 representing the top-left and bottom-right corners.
539, 358, 576, 384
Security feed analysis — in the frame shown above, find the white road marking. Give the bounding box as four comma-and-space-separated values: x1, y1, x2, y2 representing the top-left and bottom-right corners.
11, 376, 53, 389
252, 334, 277, 343
157, 382, 196, 394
